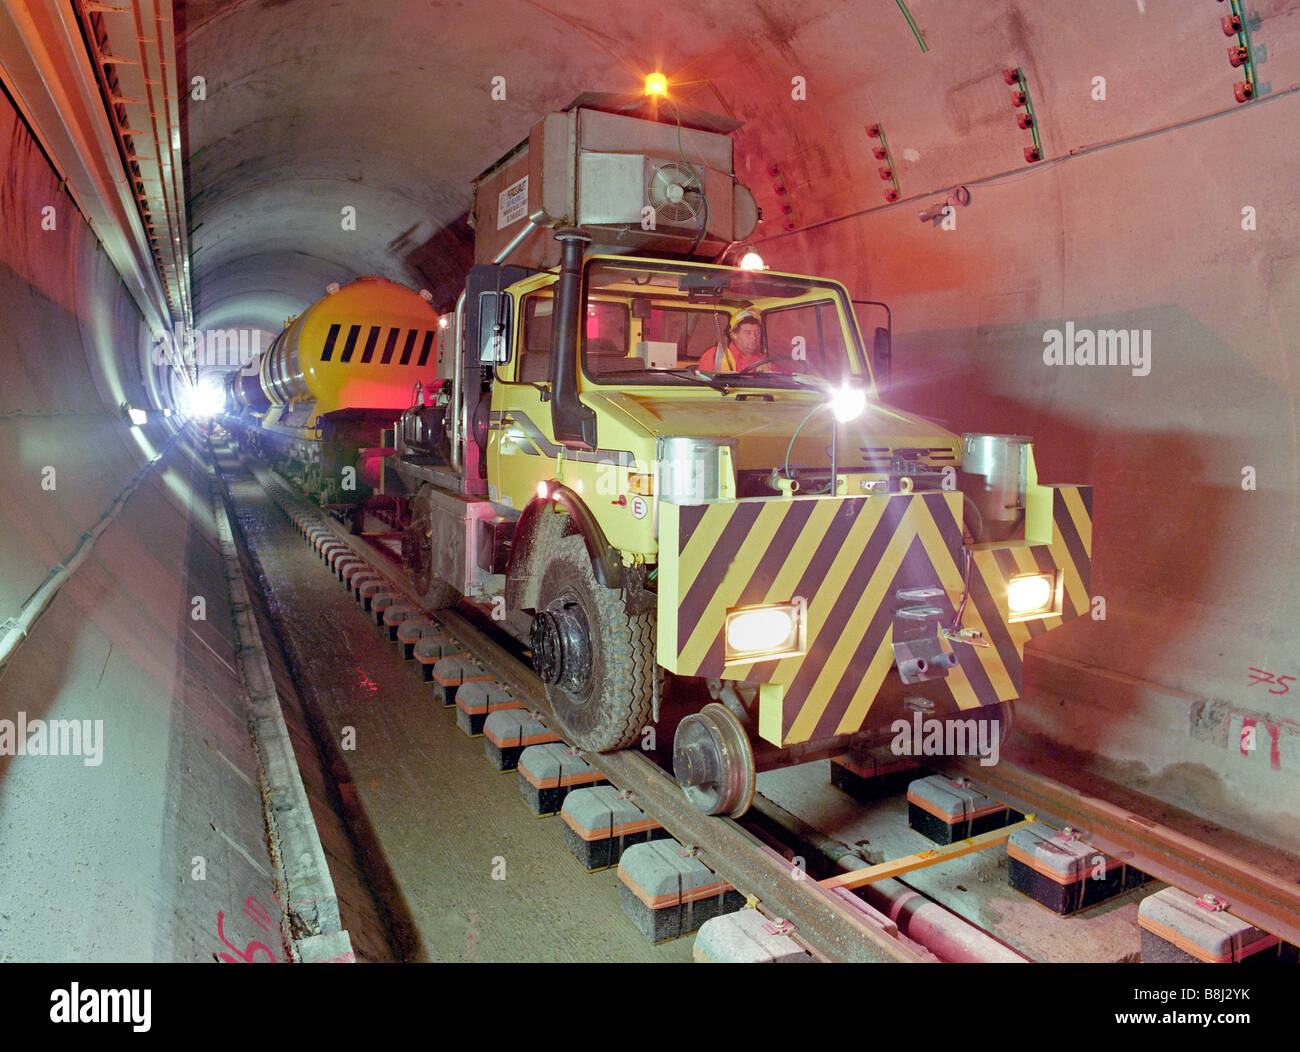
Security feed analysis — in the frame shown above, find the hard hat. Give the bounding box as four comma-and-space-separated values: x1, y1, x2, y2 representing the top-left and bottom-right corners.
731, 309, 761, 329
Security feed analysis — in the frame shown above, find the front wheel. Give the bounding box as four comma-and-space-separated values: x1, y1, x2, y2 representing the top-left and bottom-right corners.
531, 535, 654, 751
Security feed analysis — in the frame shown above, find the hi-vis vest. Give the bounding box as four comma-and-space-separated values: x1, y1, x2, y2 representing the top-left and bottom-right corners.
710, 342, 767, 371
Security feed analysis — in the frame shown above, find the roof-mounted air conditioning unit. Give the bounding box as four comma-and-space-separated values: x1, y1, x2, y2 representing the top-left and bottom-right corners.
472, 94, 758, 267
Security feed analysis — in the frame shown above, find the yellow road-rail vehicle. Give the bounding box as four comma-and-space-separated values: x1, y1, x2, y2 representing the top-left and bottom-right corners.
223, 89, 1092, 815
380, 89, 1094, 815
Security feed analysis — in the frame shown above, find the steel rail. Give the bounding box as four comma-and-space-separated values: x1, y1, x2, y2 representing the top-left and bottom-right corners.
242, 454, 1300, 958
243, 455, 924, 962
936, 756, 1300, 947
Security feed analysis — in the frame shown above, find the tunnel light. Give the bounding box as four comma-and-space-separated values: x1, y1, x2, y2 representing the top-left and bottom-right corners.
738, 250, 766, 271
127, 406, 149, 427
1007, 572, 1057, 619
183, 374, 227, 418
829, 384, 867, 423
645, 73, 668, 97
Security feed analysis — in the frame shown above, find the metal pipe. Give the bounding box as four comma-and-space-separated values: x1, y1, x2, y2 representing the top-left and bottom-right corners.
449, 289, 466, 475
547, 228, 596, 449
491, 220, 537, 264
748, 792, 1029, 963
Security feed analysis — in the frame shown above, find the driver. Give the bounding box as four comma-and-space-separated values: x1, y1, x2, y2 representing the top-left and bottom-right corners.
697, 310, 767, 372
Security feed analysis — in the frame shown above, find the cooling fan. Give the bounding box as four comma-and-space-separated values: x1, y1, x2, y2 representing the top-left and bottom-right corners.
646, 161, 704, 226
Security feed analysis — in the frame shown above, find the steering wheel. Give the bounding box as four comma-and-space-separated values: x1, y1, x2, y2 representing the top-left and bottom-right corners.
735, 356, 773, 375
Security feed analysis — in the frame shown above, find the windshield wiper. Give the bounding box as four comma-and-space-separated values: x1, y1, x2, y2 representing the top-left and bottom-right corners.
708, 371, 807, 389
657, 368, 732, 393
596, 365, 731, 393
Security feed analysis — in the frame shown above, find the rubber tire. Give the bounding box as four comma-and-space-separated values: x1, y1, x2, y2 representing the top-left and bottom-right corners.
404, 486, 460, 611
536, 535, 654, 752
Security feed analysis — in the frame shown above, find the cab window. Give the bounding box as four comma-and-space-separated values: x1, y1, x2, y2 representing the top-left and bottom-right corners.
518, 292, 554, 382
643, 307, 732, 366
762, 300, 849, 381
582, 300, 632, 373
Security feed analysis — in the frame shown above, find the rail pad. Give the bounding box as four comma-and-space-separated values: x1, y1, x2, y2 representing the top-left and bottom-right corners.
561, 786, 664, 871
370, 591, 400, 625
518, 743, 606, 815
692, 909, 815, 963
382, 601, 418, 640
454, 681, 520, 737
412, 634, 467, 678
1138, 887, 1298, 963
355, 578, 387, 609
483, 710, 560, 771
430, 656, 491, 705
618, 839, 745, 942
830, 751, 923, 801
906, 774, 1021, 845
1007, 823, 1151, 915
396, 617, 439, 658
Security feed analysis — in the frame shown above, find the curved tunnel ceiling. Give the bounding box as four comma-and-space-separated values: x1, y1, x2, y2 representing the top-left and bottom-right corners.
180, 0, 1290, 332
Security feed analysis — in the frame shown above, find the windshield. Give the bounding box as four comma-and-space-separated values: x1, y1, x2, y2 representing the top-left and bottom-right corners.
578, 258, 871, 388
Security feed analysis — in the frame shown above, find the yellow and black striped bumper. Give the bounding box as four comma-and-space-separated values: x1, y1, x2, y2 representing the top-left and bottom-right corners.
657, 484, 1092, 747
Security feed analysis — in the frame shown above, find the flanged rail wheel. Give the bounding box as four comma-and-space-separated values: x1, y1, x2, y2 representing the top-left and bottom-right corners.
672, 702, 756, 817
530, 535, 653, 751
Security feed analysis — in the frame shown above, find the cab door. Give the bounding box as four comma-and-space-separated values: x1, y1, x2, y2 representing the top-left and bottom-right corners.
488, 283, 559, 511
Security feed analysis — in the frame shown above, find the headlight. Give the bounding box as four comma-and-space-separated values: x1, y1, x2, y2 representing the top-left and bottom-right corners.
725, 603, 804, 660
830, 385, 867, 423
1007, 572, 1057, 619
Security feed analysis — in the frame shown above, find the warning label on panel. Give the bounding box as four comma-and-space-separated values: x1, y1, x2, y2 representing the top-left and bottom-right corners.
498, 175, 528, 229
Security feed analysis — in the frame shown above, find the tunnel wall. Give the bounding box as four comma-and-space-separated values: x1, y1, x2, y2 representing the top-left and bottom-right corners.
0, 92, 281, 960
769, 90, 1300, 852
0, 92, 163, 608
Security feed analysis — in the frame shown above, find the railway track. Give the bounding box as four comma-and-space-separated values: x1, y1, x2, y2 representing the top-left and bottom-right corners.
212, 433, 1300, 964
218, 440, 921, 962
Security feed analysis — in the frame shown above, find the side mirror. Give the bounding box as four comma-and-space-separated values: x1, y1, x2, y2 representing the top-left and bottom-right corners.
478, 291, 512, 364
872, 325, 892, 390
